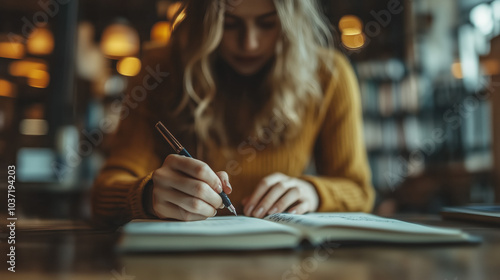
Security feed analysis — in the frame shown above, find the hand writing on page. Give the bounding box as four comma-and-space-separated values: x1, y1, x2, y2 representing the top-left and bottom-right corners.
242, 172, 319, 218
148, 154, 232, 221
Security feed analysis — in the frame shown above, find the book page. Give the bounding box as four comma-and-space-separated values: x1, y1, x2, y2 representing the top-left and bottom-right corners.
123, 216, 300, 236
265, 212, 462, 235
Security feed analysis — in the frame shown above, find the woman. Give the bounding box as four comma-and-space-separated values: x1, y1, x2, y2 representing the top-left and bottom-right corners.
91, 0, 374, 227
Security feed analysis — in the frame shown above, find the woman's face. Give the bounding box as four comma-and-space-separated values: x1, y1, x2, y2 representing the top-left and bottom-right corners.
218, 0, 281, 76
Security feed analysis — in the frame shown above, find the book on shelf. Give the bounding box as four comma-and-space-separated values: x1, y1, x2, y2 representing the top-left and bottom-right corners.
118, 212, 479, 252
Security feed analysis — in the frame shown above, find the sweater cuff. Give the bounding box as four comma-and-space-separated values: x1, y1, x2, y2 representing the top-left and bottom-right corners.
300, 175, 340, 212
129, 171, 157, 219
300, 175, 375, 213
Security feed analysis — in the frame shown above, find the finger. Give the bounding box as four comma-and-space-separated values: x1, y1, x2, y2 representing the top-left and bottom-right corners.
155, 169, 223, 209
216, 171, 232, 194
251, 180, 294, 218
244, 173, 287, 216
163, 188, 217, 217
165, 154, 223, 193
154, 201, 209, 221
287, 201, 310, 215
266, 187, 300, 215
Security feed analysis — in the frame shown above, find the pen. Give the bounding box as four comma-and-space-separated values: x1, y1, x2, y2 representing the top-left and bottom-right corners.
155, 121, 237, 216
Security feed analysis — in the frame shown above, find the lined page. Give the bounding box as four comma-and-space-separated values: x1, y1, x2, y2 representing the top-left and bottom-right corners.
123, 216, 300, 236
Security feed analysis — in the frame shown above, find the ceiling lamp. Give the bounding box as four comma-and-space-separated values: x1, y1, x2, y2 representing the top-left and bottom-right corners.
339, 15, 365, 50
116, 57, 141, 76
339, 15, 363, 35
9, 59, 47, 77
100, 22, 140, 58
27, 26, 54, 55
341, 33, 365, 50
0, 34, 25, 59
27, 69, 50, 88
0, 79, 16, 98
151, 21, 171, 43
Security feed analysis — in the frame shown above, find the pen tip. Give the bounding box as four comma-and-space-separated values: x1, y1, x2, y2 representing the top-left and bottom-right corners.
229, 205, 237, 216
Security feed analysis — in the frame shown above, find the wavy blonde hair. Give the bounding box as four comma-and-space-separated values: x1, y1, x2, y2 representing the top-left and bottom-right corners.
168, 0, 334, 148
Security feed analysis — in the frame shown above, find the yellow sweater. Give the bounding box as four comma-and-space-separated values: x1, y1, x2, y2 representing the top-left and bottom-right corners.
91, 48, 374, 227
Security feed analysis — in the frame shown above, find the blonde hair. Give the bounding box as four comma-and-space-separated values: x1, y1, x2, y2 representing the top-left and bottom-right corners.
169, 0, 334, 148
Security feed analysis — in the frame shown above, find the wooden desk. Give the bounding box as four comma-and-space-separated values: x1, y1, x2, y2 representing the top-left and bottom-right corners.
1, 215, 499, 280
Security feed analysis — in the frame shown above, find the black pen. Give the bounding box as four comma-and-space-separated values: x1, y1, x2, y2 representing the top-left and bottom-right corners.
155, 121, 237, 216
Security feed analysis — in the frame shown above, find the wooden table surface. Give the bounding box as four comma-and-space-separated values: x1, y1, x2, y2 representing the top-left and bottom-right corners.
1, 215, 499, 280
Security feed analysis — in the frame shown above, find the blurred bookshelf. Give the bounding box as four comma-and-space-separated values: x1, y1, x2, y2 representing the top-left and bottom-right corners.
0, 0, 177, 220
326, 0, 498, 214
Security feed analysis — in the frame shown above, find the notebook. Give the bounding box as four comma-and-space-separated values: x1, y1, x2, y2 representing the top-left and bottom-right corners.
117, 213, 479, 252
441, 205, 500, 225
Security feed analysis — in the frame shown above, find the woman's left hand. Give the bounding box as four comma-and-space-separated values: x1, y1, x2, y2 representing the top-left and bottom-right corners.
242, 173, 319, 218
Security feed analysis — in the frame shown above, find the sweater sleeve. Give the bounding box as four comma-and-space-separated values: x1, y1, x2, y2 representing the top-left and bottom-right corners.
90, 61, 165, 228
300, 52, 375, 213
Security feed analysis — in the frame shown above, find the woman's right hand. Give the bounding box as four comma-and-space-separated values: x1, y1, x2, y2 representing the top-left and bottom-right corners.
148, 154, 232, 221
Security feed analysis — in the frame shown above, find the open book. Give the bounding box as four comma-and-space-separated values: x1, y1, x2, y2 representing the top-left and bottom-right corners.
118, 213, 479, 252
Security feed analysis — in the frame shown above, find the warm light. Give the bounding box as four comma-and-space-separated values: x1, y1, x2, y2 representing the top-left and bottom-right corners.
339, 15, 363, 35
19, 119, 48, 135
341, 33, 365, 50
452, 62, 463, 79
117, 57, 141, 76
151, 21, 171, 43
167, 2, 183, 20
27, 69, 50, 88
100, 23, 140, 58
27, 27, 54, 55
0, 41, 25, 59
9, 59, 47, 77
0, 79, 16, 98
481, 59, 500, 76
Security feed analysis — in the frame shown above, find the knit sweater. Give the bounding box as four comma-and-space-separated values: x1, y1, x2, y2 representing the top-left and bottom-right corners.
90, 47, 375, 228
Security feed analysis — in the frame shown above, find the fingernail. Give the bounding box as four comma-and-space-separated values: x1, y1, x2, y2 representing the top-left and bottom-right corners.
246, 205, 254, 216
226, 181, 232, 191
289, 210, 297, 214
213, 210, 217, 216
255, 207, 263, 217
219, 203, 224, 209
217, 183, 223, 193
268, 207, 278, 215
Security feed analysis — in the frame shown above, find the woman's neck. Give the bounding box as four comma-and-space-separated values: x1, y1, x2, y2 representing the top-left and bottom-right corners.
214, 56, 274, 98
212, 56, 275, 145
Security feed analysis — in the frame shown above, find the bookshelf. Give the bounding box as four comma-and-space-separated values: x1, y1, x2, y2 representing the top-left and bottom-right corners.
0, 1, 79, 185
327, 0, 496, 212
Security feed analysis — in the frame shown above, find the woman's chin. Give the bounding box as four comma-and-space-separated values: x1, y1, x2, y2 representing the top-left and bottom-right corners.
231, 66, 262, 76
226, 61, 266, 76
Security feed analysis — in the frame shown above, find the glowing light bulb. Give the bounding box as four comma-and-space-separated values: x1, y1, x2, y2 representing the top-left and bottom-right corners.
117, 57, 141, 76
